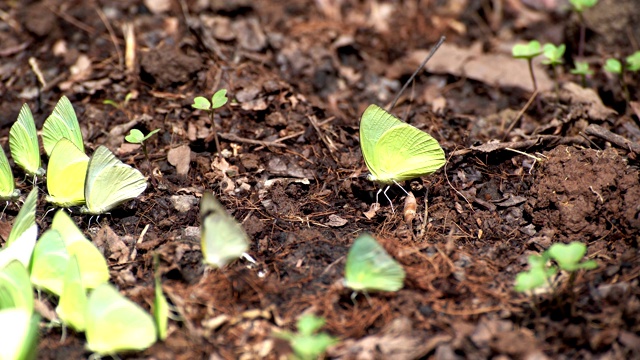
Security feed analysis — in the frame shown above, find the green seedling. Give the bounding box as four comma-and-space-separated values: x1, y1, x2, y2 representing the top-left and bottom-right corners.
547, 242, 597, 272
275, 314, 337, 360
192, 89, 228, 157
514, 254, 556, 293
570, 61, 593, 87
603, 56, 636, 104
542, 43, 566, 96
626, 51, 640, 72
603, 58, 622, 74
512, 40, 543, 92
569, 0, 598, 57
126, 128, 160, 165
104, 92, 135, 120
514, 242, 597, 295
103, 92, 134, 109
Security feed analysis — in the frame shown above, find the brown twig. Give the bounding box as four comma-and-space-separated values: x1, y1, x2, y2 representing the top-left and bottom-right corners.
584, 124, 640, 155
217, 133, 286, 148
95, 7, 123, 71
502, 89, 539, 141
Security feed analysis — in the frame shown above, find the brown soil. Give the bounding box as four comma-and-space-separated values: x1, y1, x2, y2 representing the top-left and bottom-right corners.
1, 1, 639, 359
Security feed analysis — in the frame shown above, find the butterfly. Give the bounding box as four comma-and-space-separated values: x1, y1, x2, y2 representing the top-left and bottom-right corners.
29, 229, 68, 296
200, 192, 249, 268
80, 146, 147, 215
0, 260, 34, 313
85, 283, 157, 355
0, 146, 20, 202
41, 95, 85, 157
344, 233, 405, 294
9, 104, 44, 178
0, 189, 38, 269
0, 308, 40, 360
45, 138, 89, 207
55, 255, 87, 331
359, 104, 445, 210
50, 210, 109, 289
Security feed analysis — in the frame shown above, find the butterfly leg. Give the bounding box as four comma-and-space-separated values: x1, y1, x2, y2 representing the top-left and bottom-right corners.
392, 180, 410, 196
382, 185, 395, 213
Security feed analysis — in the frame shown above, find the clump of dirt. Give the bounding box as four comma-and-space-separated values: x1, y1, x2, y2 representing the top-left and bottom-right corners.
526, 145, 640, 242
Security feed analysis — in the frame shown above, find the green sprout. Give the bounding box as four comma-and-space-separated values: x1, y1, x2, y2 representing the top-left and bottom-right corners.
275, 314, 338, 360
104, 92, 135, 120
603, 58, 622, 74
103, 92, 134, 109
542, 43, 566, 97
125, 129, 160, 169
514, 254, 556, 293
570, 61, 593, 87
512, 40, 543, 92
192, 89, 228, 158
547, 242, 597, 272
603, 55, 637, 104
569, 0, 598, 57
626, 51, 640, 72
514, 242, 597, 294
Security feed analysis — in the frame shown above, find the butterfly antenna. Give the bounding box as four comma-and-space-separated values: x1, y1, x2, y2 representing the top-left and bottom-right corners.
389, 36, 446, 110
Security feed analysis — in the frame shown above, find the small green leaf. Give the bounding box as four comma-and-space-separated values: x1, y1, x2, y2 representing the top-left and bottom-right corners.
125, 129, 145, 144
142, 129, 160, 142
625, 51, 640, 72
514, 268, 549, 292
210, 89, 228, 109
548, 242, 596, 271
512, 40, 543, 59
542, 43, 565, 65
527, 254, 548, 271
570, 61, 593, 75
604, 58, 622, 74
291, 333, 337, 360
569, 0, 598, 12
192, 96, 211, 110
297, 315, 325, 336
103, 99, 119, 108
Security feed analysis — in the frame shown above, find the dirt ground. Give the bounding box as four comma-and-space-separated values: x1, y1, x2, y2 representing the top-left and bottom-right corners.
1, 0, 639, 359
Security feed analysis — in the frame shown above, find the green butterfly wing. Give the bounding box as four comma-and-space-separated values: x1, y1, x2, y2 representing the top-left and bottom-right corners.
85, 283, 157, 355
29, 229, 69, 296
51, 210, 109, 289
0, 146, 19, 201
359, 104, 445, 184
344, 233, 405, 292
46, 138, 89, 207
0, 260, 33, 313
42, 96, 84, 157
80, 146, 147, 214
0, 189, 38, 269
200, 192, 249, 268
0, 308, 40, 360
360, 104, 404, 180
56, 256, 87, 331
9, 104, 44, 177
